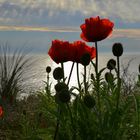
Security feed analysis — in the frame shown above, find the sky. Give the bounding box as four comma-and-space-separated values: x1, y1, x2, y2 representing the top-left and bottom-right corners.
0, 0, 140, 54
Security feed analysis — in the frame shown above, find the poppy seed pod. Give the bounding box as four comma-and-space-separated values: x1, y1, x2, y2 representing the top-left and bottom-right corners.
58, 89, 71, 103
55, 82, 68, 92
112, 43, 123, 57
46, 66, 51, 73
83, 95, 96, 108
107, 59, 116, 70
53, 67, 64, 80
105, 72, 114, 83
80, 53, 91, 66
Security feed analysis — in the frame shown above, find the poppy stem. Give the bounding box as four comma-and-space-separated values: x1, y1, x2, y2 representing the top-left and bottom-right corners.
84, 65, 87, 94
95, 41, 103, 134
67, 62, 75, 86
46, 73, 50, 93
76, 63, 81, 90
61, 62, 65, 82
117, 56, 120, 79
67, 103, 76, 140
95, 41, 98, 74
116, 56, 121, 110
54, 106, 60, 140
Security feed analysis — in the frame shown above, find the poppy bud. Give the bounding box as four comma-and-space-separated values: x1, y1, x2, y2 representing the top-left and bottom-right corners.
53, 67, 64, 80
55, 82, 68, 92
46, 66, 51, 73
105, 72, 114, 83
107, 59, 116, 70
83, 95, 96, 108
112, 43, 123, 57
91, 73, 94, 80
80, 53, 91, 66
58, 89, 71, 103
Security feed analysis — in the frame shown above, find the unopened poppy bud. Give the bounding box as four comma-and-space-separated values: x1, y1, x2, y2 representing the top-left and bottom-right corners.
112, 43, 123, 57
53, 67, 64, 80
105, 72, 114, 83
83, 95, 96, 108
91, 73, 94, 80
55, 82, 68, 92
80, 53, 91, 66
58, 89, 71, 103
107, 59, 116, 70
46, 66, 51, 73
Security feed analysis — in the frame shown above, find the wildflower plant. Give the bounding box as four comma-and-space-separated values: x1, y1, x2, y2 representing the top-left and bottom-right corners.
43, 16, 139, 140
45, 16, 140, 140
0, 16, 139, 140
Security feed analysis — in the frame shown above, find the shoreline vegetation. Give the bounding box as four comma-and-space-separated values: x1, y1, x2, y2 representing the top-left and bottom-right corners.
1, 16, 140, 140
0, 44, 140, 140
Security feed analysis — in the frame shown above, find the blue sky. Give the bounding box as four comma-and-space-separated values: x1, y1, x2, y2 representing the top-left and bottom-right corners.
0, 0, 140, 53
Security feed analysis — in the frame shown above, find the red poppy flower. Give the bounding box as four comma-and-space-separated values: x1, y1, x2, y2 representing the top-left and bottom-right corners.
80, 16, 114, 42
48, 40, 96, 65
0, 106, 3, 117
48, 40, 74, 64
72, 41, 96, 64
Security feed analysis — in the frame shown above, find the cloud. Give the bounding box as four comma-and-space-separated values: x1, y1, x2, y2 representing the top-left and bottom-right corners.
113, 29, 140, 39
0, 25, 80, 32
0, 0, 140, 26
0, 25, 140, 40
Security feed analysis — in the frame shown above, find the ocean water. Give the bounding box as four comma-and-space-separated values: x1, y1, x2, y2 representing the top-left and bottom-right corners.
22, 53, 140, 96
0, 30, 140, 96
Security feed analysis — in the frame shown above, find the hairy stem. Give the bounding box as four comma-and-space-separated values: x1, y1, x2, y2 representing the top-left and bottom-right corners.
67, 62, 75, 86
67, 103, 76, 140
94, 41, 102, 135
61, 62, 65, 82
116, 56, 121, 110
76, 63, 81, 90
95, 41, 98, 74
84, 66, 87, 94
53, 106, 60, 140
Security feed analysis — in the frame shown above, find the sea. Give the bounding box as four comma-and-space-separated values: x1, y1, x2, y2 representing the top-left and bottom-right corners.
0, 30, 140, 97
21, 53, 140, 97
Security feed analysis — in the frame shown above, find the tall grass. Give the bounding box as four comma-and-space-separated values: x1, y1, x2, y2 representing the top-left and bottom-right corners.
0, 44, 140, 139
0, 44, 32, 105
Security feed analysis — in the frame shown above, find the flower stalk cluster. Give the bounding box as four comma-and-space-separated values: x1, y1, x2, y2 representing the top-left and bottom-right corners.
46, 16, 132, 140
